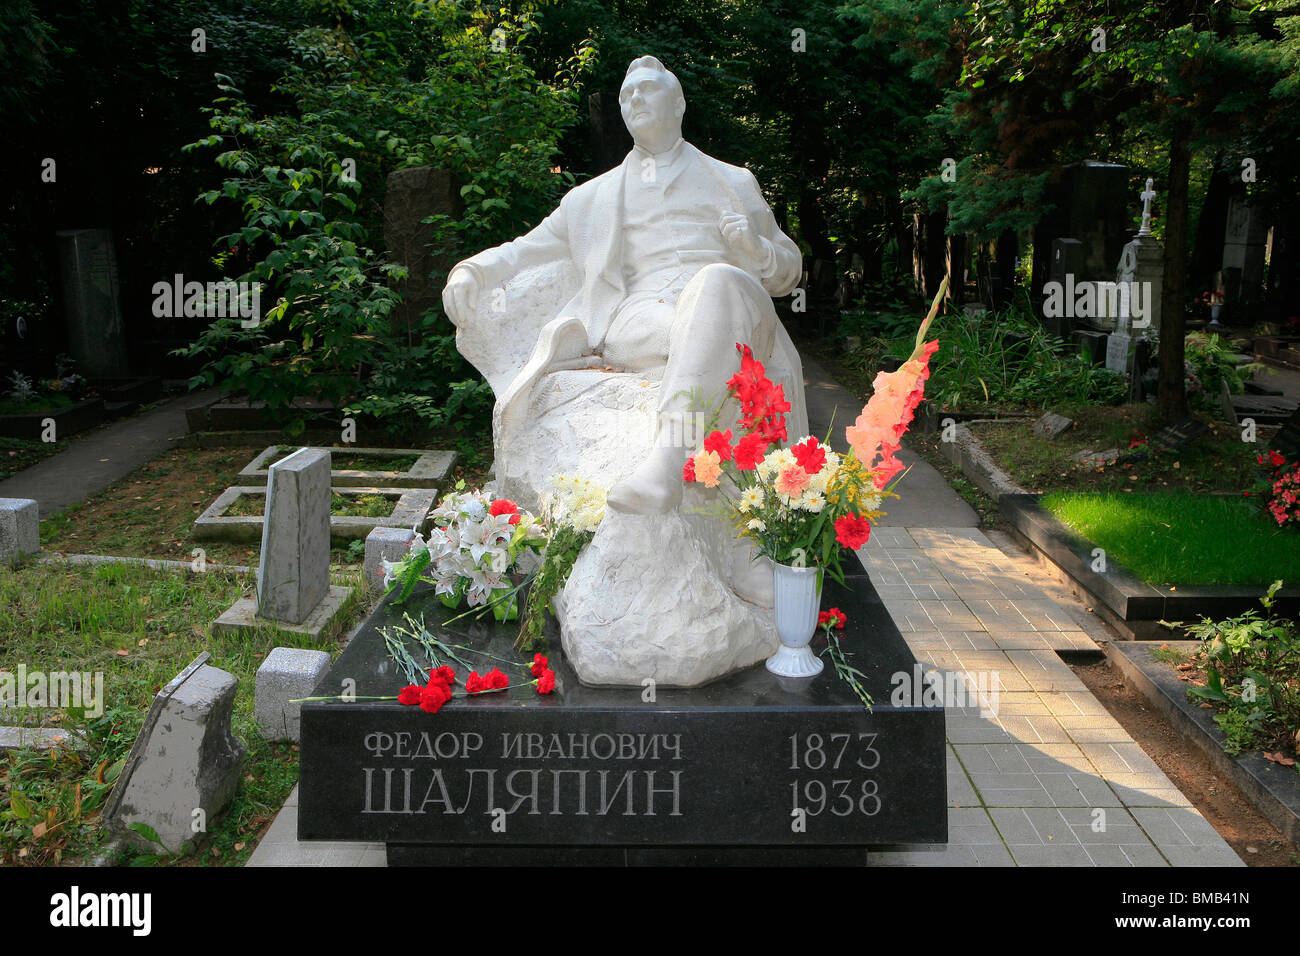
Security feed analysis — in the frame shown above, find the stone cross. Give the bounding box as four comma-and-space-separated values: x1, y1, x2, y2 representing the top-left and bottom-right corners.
257, 447, 331, 624
1137, 178, 1156, 237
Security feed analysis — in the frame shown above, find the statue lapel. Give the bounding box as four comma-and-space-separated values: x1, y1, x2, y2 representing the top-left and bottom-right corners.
580, 154, 631, 346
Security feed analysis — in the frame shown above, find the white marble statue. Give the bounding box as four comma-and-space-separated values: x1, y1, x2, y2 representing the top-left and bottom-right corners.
442, 56, 810, 686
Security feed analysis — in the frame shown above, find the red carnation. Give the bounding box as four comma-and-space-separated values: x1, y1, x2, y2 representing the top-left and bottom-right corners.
397, 684, 424, 706
420, 682, 452, 713
703, 429, 734, 462
465, 671, 485, 694
536, 668, 556, 695
485, 668, 509, 690
734, 432, 769, 470
834, 514, 873, 550
489, 498, 522, 525
430, 665, 456, 686
682, 456, 696, 482
531, 653, 549, 677
791, 436, 826, 475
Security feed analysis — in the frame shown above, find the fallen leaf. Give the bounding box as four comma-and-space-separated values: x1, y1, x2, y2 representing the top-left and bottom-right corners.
115, 649, 129, 657
1264, 751, 1296, 766
32, 821, 47, 838
1177, 663, 1195, 671
234, 841, 246, 852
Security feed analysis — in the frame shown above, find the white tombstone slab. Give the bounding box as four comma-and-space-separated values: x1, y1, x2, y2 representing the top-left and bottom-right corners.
257, 448, 331, 624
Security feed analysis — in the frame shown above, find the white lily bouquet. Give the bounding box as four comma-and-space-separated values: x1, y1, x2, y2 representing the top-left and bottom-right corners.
383, 475, 608, 645
383, 484, 545, 621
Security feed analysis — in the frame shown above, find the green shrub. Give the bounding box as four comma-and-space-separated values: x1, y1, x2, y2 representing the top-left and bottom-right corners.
177, 2, 592, 436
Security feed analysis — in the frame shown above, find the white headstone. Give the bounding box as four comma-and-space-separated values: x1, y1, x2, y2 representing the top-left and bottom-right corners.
257, 448, 331, 623
1106, 332, 1132, 374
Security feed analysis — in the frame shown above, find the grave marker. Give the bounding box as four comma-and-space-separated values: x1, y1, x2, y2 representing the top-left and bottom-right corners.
257, 448, 331, 623
213, 448, 353, 639
1272, 406, 1300, 459
104, 653, 246, 855
1031, 412, 1073, 440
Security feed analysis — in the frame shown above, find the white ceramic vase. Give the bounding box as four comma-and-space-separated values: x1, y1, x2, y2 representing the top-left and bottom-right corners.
765, 562, 825, 678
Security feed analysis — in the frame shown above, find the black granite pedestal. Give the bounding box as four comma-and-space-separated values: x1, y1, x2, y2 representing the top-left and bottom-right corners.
298, 565, 947, 865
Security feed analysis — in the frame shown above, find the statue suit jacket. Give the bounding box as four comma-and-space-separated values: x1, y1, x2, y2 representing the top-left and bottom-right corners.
453, 142, 803, 350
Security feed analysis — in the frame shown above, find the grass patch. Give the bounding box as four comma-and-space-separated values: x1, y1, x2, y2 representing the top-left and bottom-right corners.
0, 559, 367, 866
0, 393, 75, 416
224, 490, 396, 518
970, 406, 1267, 495
1041, 491, 1300, 587
1151, 643, 1191, 665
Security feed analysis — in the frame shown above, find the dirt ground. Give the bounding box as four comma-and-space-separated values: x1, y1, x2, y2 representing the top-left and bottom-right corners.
1071, 658, 1298, 866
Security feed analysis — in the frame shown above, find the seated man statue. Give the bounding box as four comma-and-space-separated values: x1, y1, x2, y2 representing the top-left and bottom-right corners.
442, 55, 810, 686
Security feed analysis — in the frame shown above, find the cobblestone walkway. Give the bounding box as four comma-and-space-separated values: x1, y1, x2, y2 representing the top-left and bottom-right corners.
863, 527, 1241, 867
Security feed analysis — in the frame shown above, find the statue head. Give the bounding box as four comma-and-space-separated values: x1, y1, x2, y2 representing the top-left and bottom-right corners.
619, 56, 685, 153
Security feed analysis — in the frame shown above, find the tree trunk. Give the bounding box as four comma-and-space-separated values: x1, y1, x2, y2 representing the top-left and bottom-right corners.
1158, 124, 1192, 423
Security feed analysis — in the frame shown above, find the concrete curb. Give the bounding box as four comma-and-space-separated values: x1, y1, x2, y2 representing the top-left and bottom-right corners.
938, 423, 1029, 502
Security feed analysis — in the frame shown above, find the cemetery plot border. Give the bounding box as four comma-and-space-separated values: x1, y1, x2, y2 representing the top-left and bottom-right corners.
999, 494, 1300, 637
184, 397, 340, 434
194, 485, 436, 543
1109, 641, 1300, 848
238, 445, 455, 489
0, 398, 108, 440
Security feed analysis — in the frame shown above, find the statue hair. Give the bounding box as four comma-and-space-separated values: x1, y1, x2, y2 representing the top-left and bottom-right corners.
623, 56, 684, 103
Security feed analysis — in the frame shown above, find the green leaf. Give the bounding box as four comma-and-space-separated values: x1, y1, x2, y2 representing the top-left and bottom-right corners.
1188, 667, 1228, 702
127, 821, 165, 850
9, 790, 35, 821
104, 757, 125, 783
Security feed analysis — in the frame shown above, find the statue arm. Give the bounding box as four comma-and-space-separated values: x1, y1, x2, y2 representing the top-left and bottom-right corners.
450, 203, 573, 292
743, 170, 802, 298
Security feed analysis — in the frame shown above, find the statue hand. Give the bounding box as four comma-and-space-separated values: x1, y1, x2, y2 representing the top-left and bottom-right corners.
442, 267, 480, 327
719, 211, 764, 262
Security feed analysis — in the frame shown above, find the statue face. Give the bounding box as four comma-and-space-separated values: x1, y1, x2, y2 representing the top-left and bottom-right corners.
618, 68, 684, 144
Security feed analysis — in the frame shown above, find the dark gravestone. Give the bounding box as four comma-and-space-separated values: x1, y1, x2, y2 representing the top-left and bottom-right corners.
298, 567, 947, 864
1074, 329, 1107, 366
1222, 195, 1269, 305
1128, 417, 1210, 463
384, 167, 460, 340
1273, 406, 1300, 459
55, 228, 130, 377
1044, 238, 1084, 338
1032, 161, 1130, 300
